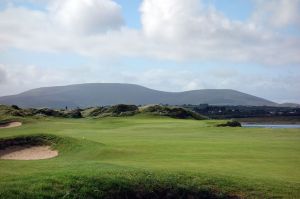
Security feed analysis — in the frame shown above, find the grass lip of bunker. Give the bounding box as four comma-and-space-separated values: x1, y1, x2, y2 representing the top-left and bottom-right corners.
0, 134, 60, 160
0, 121, 22, 129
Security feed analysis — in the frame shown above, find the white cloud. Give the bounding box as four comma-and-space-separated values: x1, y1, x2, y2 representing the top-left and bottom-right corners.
252, 0, 300, 28
0, 65, 7, 84
49, 0, 124, 34
139, 0, 300, 64
0, 0, 299, 65
140, 0, 203, 40
0, 64, 68, 93
0, 64, 99, 95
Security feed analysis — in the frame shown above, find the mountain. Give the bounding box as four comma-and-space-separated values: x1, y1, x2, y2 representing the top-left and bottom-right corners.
0, 83, 277, 108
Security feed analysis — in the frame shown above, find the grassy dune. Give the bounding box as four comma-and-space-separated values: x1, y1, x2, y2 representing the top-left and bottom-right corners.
0, 116, 299, 198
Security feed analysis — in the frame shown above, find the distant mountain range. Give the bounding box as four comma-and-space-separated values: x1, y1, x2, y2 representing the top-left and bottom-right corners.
0, 83, 287, 108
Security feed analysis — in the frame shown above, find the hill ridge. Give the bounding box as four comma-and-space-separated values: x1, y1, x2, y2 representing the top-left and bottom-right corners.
0, 83, 277, 108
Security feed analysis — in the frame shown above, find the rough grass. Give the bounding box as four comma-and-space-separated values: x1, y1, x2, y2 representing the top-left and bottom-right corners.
0, 134, 63, 150
0, 116, 299, 198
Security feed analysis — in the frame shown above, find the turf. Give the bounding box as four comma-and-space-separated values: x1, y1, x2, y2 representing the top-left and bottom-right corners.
0, 116, 299, 198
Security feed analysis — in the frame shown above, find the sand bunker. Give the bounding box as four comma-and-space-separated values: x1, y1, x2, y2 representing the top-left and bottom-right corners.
0, 122, 22, 129
0, 146, 58, 160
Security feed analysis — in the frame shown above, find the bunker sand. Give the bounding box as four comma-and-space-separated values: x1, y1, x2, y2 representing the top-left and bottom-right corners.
0, 122, 22, 129
0, 146, 58, 160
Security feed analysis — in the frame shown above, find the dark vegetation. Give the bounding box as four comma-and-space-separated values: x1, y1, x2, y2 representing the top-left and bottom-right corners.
0, 119, 14, 125
46, 175, 239, 199
1, 171, 240, 199
183, 104, 300, 120
216, 121, 241, 127
236, 116, 300, 124
11, 105, 20, 110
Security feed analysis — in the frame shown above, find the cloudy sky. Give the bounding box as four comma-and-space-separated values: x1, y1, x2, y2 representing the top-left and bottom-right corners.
0, 0, 299, 103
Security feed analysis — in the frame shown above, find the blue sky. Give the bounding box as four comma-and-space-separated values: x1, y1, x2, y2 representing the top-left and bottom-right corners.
0, 0, 299, 103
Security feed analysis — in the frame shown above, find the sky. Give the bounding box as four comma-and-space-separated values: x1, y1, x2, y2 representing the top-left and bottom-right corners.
0, 0, 299, 103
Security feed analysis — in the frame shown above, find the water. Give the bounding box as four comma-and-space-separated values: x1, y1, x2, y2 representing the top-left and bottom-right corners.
242, 124, 300, 129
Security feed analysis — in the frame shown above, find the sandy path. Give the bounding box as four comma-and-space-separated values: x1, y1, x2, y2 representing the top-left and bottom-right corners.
0, 122, 22, 129
0, 146, 58, 160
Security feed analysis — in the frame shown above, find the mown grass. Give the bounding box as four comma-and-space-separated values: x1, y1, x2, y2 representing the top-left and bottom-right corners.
0, 116, 299, 198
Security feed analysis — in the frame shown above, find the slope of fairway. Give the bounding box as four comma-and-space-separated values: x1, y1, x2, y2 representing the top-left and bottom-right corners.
0, 116, 299, 198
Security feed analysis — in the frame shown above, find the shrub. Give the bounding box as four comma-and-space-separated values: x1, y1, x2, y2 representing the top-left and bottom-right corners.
34, 108, 63, 117
108, 104, 139, 114
11, 105, 20, 110
217, 121, 241, 127
64, 109, 82, 118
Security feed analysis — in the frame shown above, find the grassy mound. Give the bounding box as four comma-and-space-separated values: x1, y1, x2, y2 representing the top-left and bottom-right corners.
0, 134, 240, 199
0, 134, 63, 150
0, 104, 32, 118
140, 105, 207, 120
82, 104, 139, 118
1, 104, 207, 120
31, 108, 83, 118
0, 105, 82, 119
0, 133, 240, 198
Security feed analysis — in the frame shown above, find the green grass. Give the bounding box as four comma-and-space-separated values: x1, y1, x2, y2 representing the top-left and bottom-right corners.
0, 116, 299, 198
